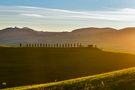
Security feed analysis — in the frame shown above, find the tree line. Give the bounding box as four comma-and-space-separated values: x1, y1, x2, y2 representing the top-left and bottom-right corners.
19, 43, 85, 48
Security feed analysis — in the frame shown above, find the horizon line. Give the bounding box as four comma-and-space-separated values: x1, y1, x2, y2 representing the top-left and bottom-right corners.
1, 26, 135, 32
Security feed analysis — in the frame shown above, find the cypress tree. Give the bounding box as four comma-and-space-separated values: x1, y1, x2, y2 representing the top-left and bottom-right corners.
20, 43, 22, 47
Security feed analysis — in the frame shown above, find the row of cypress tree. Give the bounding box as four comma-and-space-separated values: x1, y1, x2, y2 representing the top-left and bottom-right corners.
19, 43, 84, 48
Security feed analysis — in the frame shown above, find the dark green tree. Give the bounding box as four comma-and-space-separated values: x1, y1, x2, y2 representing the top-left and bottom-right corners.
19, 43, 22, 47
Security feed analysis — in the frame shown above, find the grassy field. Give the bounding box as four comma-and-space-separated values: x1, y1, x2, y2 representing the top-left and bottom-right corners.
1, 47, 135, 89
4, 67, 135, 90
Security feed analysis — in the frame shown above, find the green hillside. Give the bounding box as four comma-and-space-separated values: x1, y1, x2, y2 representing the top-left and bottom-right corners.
1, 47, 135, 89
4, 67, 135, 90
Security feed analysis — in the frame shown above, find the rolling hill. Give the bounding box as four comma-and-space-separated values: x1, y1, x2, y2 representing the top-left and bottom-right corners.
0, 27, 135, 53
1, 47, 135, 88
4, 67, 135, 90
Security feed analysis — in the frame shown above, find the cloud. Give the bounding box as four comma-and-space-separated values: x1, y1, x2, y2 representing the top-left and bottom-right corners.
1, 6, 135, 22
1, 6, 135, 31
18, 6, 135, 21
20, 13, 44, 18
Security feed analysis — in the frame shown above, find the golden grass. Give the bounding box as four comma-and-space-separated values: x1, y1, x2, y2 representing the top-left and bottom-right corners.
3, 67, 135, 90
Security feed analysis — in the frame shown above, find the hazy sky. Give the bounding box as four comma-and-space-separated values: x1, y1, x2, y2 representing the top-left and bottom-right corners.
1, 0, 135, 32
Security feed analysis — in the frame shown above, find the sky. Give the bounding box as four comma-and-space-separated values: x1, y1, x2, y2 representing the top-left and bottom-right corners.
1, 0, 135, 32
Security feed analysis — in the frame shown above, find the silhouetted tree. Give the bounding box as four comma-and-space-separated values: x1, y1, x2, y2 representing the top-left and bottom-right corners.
26, 44, 28, 47
67, 43, 69, 48
29, 44, 31, 47
77, 43, 79, 47
65, 43, 67, 48
62, 44, 64, 48
59, 44, 61, 48
56, 43, 59, 48
40, 43, 42, 47
20, 43, 22, 47
34, 44, 36, 47
74, 43, 76, 47
79, 43, 82, 47
54, 44, 57, 48
45, 44, 48, 47
71, 44, 73, 47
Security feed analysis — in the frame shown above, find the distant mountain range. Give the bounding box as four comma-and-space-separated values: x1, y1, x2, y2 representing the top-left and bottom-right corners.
0, 27, 135, 54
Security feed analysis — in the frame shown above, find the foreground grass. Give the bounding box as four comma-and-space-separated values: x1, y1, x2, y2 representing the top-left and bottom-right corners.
1, 47, 135, 89
4, 67, 135, 90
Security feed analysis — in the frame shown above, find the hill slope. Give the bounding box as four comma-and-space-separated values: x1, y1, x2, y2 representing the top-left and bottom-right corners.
1, 47, 135, 88
1, 27, 135, 53
4, 67, 135, 90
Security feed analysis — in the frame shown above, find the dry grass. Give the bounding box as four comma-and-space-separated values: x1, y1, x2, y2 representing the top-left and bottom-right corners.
3, 67, 135, 90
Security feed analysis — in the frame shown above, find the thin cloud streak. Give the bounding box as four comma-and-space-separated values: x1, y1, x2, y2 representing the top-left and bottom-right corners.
20, 14, 44, 18
1, 6, 135, 21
